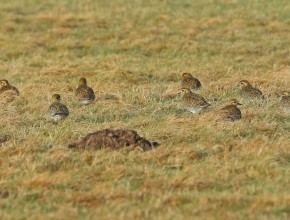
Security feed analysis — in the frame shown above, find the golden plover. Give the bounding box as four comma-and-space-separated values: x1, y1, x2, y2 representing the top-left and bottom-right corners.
219, 99, 242, 121
281, 91, 290, 113
75, 78, 95, 105
239, 80, 264, 99
48, 94, 69, 122
0, 79, 19, 95
181, 73, 201, 91
179, 88, 210, 114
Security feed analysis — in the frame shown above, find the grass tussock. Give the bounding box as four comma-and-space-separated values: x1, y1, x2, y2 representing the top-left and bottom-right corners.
0, 0, 290, 219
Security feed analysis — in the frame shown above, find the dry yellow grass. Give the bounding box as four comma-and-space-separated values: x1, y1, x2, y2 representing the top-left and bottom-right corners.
0, 0, 290, 219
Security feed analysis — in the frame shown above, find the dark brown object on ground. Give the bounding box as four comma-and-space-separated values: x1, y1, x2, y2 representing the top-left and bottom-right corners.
68, 129, 159, 151
0, 135, 9, 145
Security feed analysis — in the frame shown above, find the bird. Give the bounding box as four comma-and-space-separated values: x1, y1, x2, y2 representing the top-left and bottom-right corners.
219, 99, 242, 121
75, 78, 95, 105
48, 94, 69, 122
0, 79, 19, 95
181, 73, 202, 91
179, 88, 210, 114
280, 91, 290, 113
238, 80, 264, 99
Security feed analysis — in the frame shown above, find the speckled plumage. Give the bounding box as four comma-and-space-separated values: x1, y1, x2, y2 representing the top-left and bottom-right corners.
219, 99, 242, 121
0, 79, 19, 95
281, 91, 290, 113
75, 78, 95, 105
239, 80, 264, 99
180, 88, 210, 114
181, 73, 201, 91
48, 94, 69, 122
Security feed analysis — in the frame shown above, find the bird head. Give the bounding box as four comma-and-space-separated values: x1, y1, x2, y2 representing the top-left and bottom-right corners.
238, 80, 251, 88
79, 78, 87, 86
52, 94, 61, 102
282, 91, 289, 97
182, 73, 193, 79
228, 99, 242, 106
0, 79, 10, 87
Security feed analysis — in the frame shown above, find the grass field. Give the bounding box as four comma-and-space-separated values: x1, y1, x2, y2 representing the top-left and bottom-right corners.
0, 0, 290, 219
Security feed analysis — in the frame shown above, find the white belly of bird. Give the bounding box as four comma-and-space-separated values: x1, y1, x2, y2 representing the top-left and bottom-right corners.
282, 107, 290, 114
80, 99, 93, 105
51, 115, 66, 122
186, 107, 203, 114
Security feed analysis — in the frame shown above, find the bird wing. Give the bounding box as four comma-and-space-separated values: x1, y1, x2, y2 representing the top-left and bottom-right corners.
193, 93, 210, 106
12, 86, 20, 95
49, 103, 69, 116
281, 96, 290, 107
252, 87, 263, 96
0, 86, 19, 95
87, 87, 95, 100
181, 78, 201, 89
76, 86, 95, 100
220, 106, 241, 120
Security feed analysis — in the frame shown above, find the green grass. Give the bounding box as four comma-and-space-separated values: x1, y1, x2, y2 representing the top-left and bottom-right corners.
0, 0, 290, 219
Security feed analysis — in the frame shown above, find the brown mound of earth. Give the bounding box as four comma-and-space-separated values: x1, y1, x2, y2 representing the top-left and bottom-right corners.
68, 129, 159, 151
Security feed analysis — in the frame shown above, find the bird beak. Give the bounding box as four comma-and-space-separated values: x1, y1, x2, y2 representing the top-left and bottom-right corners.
237, 102, 242, 105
